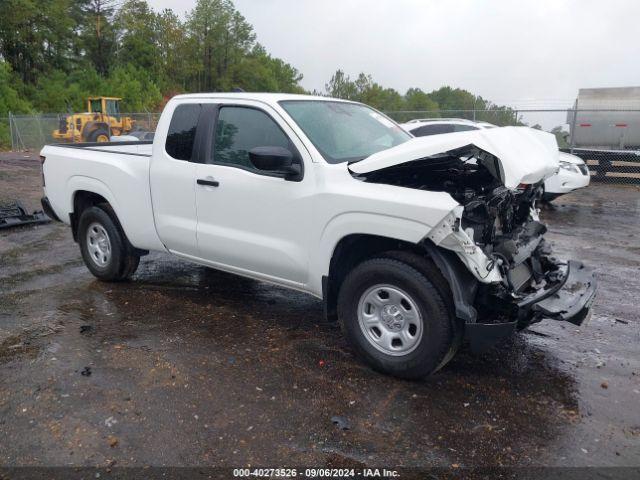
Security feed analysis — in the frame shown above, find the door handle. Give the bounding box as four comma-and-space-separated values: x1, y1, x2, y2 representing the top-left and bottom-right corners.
197, 178, 219, 187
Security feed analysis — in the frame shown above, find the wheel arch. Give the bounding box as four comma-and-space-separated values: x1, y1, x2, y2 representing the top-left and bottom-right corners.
322, 233, 478, 324
68, 177, 121, 242
71, 190, 112, 241
71, 189, 148, 257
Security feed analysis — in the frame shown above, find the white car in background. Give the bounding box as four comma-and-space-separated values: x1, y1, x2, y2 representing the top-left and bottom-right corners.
401, 118, 590, 201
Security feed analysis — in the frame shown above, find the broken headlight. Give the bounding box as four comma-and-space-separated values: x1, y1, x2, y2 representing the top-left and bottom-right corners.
559, 160, 581, 174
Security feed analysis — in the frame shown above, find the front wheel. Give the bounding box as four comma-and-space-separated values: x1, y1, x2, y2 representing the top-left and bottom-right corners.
78, 205, 140, 281
337, 256, 456, 379
88, 128, 110, 143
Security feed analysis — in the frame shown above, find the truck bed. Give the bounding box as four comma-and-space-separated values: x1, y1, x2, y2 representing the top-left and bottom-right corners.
53, 140, 153, 156
41, 141, 166, 252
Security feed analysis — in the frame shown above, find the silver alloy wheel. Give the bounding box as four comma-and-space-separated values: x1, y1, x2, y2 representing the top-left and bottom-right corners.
86, 222, 112, 267
357, 284, 424, 356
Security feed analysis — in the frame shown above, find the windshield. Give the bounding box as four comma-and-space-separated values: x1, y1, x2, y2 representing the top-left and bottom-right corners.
280, 100, 411, 164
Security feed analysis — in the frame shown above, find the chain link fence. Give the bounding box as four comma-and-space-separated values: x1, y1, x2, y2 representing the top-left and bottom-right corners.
2, 108, 640, 184
1, 112, 161, 152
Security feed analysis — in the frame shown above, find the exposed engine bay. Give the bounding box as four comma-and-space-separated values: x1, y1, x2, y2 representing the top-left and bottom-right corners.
352, 145, 581, 326
348, 130, 596, 347
354, 146, 545, 257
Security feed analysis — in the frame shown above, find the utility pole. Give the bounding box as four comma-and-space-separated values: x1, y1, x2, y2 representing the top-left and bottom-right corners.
569, 100, 578, 154
9, 113, 14, 151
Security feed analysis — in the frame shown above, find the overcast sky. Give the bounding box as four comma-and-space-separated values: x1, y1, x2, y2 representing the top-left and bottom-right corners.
148, 0, 638, 125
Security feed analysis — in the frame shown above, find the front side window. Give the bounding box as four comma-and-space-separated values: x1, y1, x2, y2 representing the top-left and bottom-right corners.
280, 100, 410, 164
165, 104, 202, 161
212, 106, 291, 169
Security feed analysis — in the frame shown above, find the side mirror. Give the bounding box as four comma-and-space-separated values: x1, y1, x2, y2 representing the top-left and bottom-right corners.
249, 146, 302, 180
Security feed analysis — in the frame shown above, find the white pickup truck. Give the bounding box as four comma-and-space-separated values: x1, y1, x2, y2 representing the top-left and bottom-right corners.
40, 93, 597, 378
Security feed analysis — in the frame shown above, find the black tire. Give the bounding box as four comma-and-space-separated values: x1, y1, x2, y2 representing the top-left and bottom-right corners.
78, 204, 140, 282
87, 128, 110, 142
337, 255, 456, 379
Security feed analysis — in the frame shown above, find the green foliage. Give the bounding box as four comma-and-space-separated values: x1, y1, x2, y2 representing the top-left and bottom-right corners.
405, 88, 439, 113
114, 0, 161, 78
0, 0, 305, 118
103, 65, 163, 111
324, 71, 404, 111
156, 9, 190, 91
427, 86, 479, 112
0, 0, 77, 83
76, 0, 118, 76
551, 126, 570, 148
231, 45, 304, 93
323, 70, 523, 126
186, 0, 256, 91
0, 62, 33, 148
325, 70, 358, 100
27, 69, 106, 112
0, 63, 32, 115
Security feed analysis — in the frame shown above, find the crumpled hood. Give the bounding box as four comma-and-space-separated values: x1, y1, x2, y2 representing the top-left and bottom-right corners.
349, 126, 560, 189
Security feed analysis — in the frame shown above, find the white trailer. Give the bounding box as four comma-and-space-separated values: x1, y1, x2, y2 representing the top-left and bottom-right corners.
567, 87, 640, 150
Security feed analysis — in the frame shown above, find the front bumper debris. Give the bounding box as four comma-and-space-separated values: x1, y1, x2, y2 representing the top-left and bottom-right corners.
465, 260, 597, 352
532, 261, 596, 325
518, 260, 597, 326
0, 200, 51, 229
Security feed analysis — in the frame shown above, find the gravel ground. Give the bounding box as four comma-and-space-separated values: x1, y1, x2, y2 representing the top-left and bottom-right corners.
0, 152, 639, 474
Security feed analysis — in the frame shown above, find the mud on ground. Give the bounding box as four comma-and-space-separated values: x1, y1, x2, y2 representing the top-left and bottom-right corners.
0, 152, 639, 469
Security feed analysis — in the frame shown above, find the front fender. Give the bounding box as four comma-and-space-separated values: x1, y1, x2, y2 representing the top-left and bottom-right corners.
308, 211, 448, 296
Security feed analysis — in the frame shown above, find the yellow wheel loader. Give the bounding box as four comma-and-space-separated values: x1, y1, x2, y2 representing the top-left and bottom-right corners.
52, 97, 134, 143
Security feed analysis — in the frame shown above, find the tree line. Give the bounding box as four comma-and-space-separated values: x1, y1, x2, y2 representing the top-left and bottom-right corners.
0, 0, 306, 114
322, 70, 521, 125
0, 0, 523, 147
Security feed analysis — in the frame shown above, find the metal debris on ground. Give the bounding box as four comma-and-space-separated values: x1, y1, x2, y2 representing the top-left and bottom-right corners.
331, 416, 351, 431
0, 200, 50, 229
79, 325, 94, 334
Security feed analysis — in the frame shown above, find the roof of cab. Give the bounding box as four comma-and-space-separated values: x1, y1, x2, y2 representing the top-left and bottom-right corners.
171, 92, 351, 105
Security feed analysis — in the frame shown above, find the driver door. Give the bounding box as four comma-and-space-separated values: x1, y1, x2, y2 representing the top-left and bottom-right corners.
194, 102, 313, 287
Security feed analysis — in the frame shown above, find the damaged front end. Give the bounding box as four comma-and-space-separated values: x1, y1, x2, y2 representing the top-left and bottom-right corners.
351, 133, 597, 351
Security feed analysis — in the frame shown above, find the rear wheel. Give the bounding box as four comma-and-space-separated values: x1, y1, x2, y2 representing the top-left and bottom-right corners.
337, 256, 456, 379
78, 205, 140, 281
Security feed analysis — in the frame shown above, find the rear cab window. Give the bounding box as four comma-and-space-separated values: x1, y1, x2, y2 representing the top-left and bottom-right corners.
165, 104, 202, 161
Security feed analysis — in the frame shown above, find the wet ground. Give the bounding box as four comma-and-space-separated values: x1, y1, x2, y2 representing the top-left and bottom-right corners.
1, 152, 639, 469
